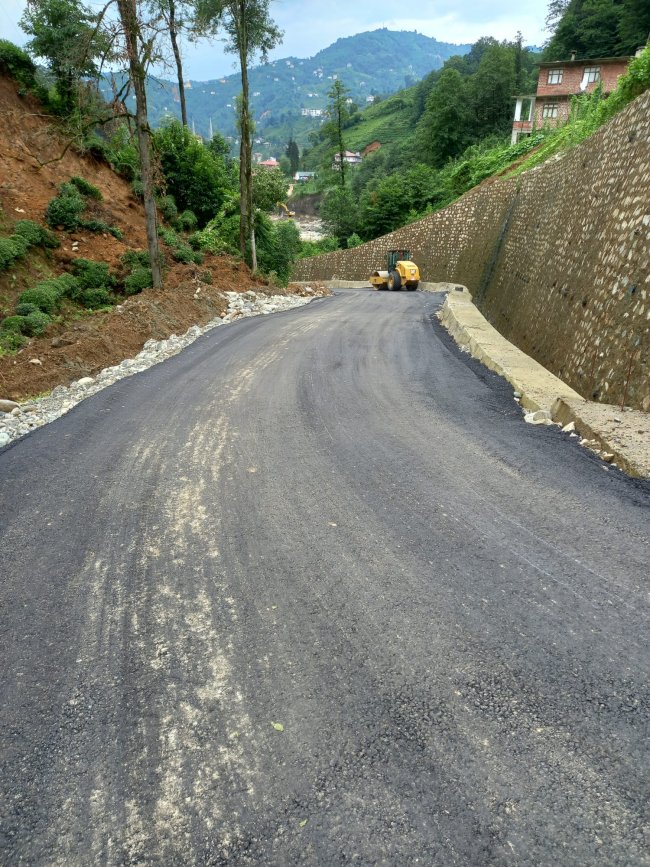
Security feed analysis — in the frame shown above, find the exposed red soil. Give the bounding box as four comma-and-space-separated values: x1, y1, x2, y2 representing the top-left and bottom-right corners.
0, 76, 329, 400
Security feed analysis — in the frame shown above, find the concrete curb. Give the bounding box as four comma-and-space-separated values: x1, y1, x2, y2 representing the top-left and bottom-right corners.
439, 290, 650, 479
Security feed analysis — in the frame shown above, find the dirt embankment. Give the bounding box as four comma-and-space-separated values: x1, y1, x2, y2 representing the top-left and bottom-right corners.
0, 76, 329, 400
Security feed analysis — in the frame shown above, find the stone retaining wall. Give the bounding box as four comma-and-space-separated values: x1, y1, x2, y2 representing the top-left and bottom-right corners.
293, 90, 650, 411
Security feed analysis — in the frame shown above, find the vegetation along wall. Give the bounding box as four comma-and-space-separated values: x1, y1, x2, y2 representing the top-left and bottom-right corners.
293, 90, 650, 412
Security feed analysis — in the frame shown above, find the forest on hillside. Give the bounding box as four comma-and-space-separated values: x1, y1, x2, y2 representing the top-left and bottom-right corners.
296, 0, 650, 251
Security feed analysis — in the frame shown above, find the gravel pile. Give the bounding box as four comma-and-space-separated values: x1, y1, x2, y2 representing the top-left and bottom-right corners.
0, 290, 314, 448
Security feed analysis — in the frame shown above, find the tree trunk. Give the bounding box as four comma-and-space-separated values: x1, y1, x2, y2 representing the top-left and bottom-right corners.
117, 0, 163, 289
168, 0, 188, 127
238, 27, 251, 264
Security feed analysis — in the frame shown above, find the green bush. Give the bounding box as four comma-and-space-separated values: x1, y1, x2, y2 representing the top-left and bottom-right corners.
158, 195, 178, 224
45, 189, 85, 231
18, 274, 81, 314
15, 302, 39, 316
256, 216, 301, 285
72, 258, 114, 290
69, 176, 103, 200
105, 126, 140, 180
0, 330, 27, 353
80, 219, 123, 239
170, 245, 193, 263
187, 232, 203, 251
22, 310, 52, 336
131, 179, 144, 199
124, 267, 153, 296
199, 269, 213, 284
0, 40, 38, 91
121, 249, 150, 269
1, 315, 27, 333
82, 133, 111, 162
154, 120, 236, 227
19, 284, 60, 313
0, 237, 21, 270
11, 220, 42, 246
80, 287, 114, 309
178, 210, 198, 232
13, 219, 59, 249
9, 234, 30, 257
52, 274, 82, 299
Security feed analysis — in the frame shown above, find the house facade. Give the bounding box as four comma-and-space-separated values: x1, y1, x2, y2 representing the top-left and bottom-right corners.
511, 55, 630, 144
332, 150, 362, 169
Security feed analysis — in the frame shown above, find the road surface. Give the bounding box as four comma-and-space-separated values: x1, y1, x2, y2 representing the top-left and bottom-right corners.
1, 289, 649, 865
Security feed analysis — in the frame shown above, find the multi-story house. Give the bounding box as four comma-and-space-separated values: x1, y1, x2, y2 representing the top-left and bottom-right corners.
511, 54, 631, 144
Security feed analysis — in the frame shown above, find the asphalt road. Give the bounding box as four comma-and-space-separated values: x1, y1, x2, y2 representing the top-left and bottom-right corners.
1, 288, 649, 866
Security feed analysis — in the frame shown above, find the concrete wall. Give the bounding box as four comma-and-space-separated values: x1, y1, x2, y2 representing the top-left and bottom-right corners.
293, 90, 650, 411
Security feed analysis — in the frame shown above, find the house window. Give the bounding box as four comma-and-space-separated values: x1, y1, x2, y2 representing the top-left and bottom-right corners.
583, 66, 601, 83
547, 69, 563, 84
542, 102, 559, 119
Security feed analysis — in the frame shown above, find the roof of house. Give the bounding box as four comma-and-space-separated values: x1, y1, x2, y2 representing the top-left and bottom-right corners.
259, 158, 279, 166
538, 56, 631, 68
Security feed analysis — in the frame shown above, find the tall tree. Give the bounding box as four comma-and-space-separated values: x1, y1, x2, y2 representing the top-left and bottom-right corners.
160, 0, 187, 126
153, 0, 189, 125
194, 0, 282, 269
116, 0, 163, 288
285, 137, 299, 174
543, 0, 649, 59
415, 68, 473, 167
324, 79, 351, 187
469, 43, 517, 137
21, 0, 111, 113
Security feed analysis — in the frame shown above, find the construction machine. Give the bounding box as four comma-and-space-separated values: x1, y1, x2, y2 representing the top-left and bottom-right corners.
277, 202, 296, 218
369, 249, 420, 291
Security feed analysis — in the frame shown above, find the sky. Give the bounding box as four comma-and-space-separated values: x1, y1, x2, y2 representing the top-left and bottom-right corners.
1, 0, 550, 81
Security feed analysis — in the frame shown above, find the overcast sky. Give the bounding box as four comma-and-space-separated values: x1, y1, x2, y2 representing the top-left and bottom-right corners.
2, 0, 549, 80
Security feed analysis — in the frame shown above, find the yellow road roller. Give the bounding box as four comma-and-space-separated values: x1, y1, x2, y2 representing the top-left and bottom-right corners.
369, 249, 420, 291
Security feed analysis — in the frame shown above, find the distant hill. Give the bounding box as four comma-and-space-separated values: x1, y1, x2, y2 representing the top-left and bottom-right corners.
100, 29, 470, 155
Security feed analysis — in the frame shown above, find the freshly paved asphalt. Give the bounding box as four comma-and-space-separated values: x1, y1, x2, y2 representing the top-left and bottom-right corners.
1, 288, 649, 866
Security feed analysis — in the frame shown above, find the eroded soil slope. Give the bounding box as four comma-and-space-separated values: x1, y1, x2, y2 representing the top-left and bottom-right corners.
0, 77, 325, 400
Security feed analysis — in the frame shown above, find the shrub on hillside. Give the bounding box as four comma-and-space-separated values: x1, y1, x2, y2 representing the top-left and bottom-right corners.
69, 176, 103, 201
52, 274, 82, 299
178, 210, 198, 232
0, 238, 22, 270
0, 330, 27, 353
124, 267, 153, 296
22, 310, 52, 336
80, 287, 113, 309
0, 40, 38, 91
0, 315, 26, 333
17, 275, 79, 313
45, 188, 85, 231
158, 195, 178, 224
256, 216, 301, 285
82, 132, 111, 162
80, 219, 123, 239
15, 302, 39, 317
72, 258, 114, 290
121, 250, 150, 269
154, 120, 235, 227
13, 220, 59, 249
18, 284, 60, 314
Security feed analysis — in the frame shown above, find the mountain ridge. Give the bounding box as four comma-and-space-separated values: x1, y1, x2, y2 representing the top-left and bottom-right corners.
100, 29, 471, 153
